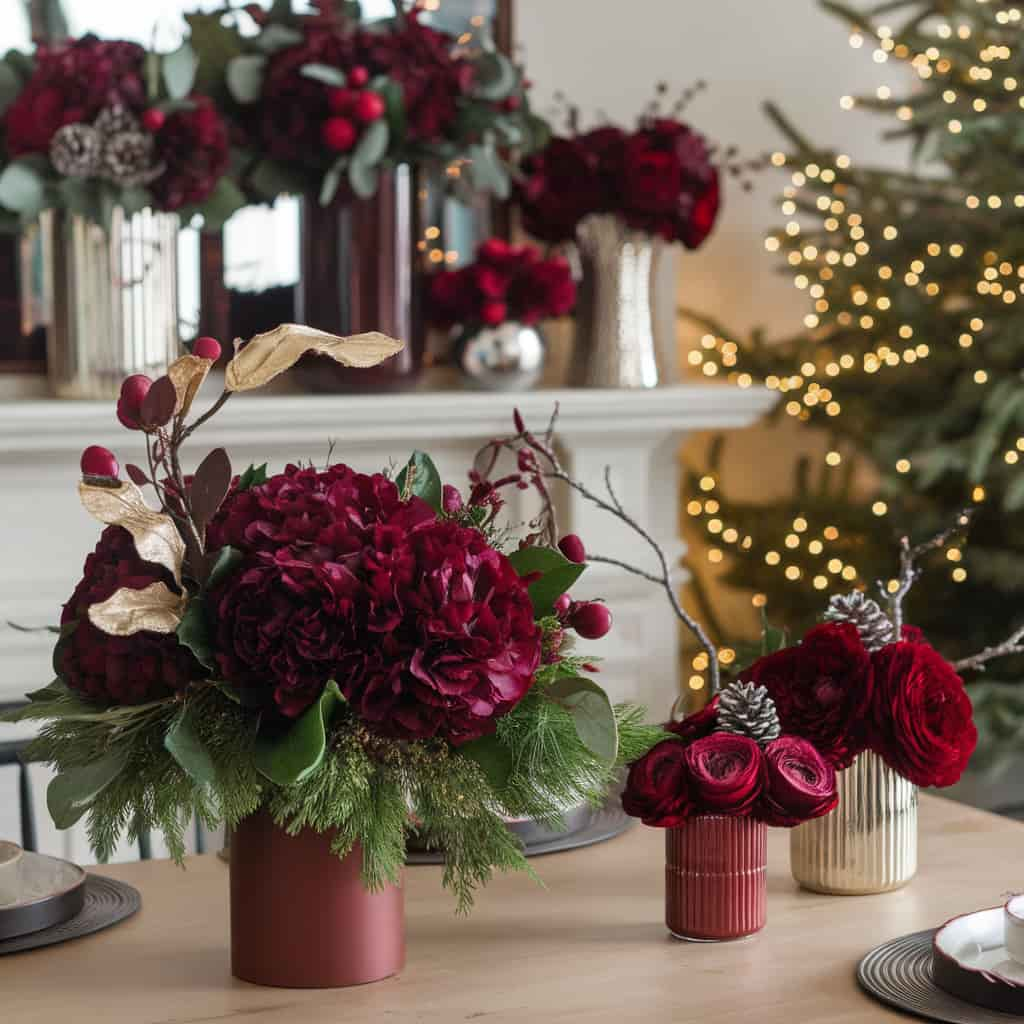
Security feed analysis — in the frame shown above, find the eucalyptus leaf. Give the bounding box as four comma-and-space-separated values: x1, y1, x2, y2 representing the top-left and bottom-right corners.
350, 119, 390, 174
467, 143, 509, 199
165, 705, 217, 786
546, 676, 618, 765
185, 11, 245, 97
301, 63, 347, 88
460, 733, 515, 792
347, 160, 379, 200
0, 161, 45, 217
47, 750, 127, 829
254, 680, 344, 785
395, 450, 442, 511
319, 157, 347, 207
255, 24, 304, 54
472, 50, 517, 102
226, 54, 268, 105
506, 546, 586, 616
162, 43, 199, 101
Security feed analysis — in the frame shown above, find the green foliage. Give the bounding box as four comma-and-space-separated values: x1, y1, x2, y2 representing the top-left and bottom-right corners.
254, 681, 344, 785
506, 547, 586, 616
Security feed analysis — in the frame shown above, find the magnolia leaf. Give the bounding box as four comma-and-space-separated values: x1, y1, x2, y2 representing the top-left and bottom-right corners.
162, 42, 198, 101
396, 450, 442, 511
0, 161, 45, 216
301, 63, 347, 87
225, 323, 403, 391
226, 53, 267, 104
47, 750, 127, 830
237, 463, 268, 491
176, 597, 214, 669
190, 447, 232, 537
546, 676, 618, 765
165, 705, 217, 786
254, 681, 344, 785
167, 352, 214, 417
88, 582, 187, 636
506, 547, 586, 616
459, 734, 515, 792
205, 545, 244, 591
78, 479, 186, 584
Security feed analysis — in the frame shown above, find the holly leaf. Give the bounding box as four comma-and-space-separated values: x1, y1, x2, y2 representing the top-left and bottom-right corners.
47, 750, 127, 829
162, 42, 198, 101
176, 597, 214, 669
506, 547, 586, 616
546, 676, 617, 765
396, 450, 442, 511
459, 734, 515, 792
165, 705, 217, 786
254, 681, 344, 785
237, 463, 268, 492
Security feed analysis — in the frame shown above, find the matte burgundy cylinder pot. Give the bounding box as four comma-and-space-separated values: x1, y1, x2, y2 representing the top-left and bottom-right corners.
230, 810, 405, 988
665, 815, 767, 941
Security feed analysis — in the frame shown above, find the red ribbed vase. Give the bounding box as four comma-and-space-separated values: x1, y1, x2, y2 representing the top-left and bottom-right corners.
230, 810, 405, 988
665, 815, 767, 941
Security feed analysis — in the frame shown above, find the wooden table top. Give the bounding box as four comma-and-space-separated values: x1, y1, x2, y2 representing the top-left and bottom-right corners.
3, 794, 1017, 1023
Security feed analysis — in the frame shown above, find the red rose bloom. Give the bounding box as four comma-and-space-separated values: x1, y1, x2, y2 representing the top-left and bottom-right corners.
150, 95, 229, 209
684, 733, 765, 815
747, 622, 873, 769
665, 695, 719, 744
870, 641, 977, 787
58, 526, 201, 705
759, 736, 838, 827
621, 739, 693, 827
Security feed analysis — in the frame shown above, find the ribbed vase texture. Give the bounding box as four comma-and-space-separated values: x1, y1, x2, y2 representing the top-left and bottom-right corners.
23, 207, 179, 399
790, 751, 917, 895
665, 815, 767, 941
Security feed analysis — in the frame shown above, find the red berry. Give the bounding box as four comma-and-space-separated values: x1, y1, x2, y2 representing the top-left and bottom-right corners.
478, 237, 510, 264
193, 336, 222, 361
553, 594, 572, 618
327, 87, 357, 114
81, 445, 120, 480
481, 300, 507, 326
570, 601, 612, 640
502, 95, 522, 112
116, 374, 152, 430
348, 65, 369, 87
355, 91, 386, 123
141, 108, 166, 133
321, 116, 357, 152
558, 534, 586, 563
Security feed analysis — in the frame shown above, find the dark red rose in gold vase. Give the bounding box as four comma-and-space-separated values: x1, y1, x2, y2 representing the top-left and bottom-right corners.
746, 622, 874, 769
683, 733, 765, 815
621, 740, 693, 827
870, 641, 977, 787
760, 736, 838, 827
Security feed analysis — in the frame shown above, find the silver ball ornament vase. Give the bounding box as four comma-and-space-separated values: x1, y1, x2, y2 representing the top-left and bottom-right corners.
456, 321, 546, 391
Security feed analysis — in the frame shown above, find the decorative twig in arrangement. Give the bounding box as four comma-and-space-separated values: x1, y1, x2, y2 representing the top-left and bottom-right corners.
954, 625, 1024, 673
474, 406, 721, 694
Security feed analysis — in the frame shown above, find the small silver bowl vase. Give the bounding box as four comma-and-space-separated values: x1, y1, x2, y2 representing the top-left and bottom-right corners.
456, 321, 546, 391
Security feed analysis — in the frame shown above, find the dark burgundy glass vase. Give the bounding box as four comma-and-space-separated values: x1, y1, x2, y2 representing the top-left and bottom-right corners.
665, 815, 767, 941
230, 809, 405, 988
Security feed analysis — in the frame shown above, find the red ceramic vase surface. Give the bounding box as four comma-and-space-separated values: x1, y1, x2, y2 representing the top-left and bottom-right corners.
230, 809, 405, 988
665, 814, 767, 941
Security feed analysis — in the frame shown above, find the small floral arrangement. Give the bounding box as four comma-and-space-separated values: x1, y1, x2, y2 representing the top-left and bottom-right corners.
203, 2, 547, 205
427, 238, 576, 333
5, 325, 662, 909
516, 87, 722, 247
0, 36, 238, 229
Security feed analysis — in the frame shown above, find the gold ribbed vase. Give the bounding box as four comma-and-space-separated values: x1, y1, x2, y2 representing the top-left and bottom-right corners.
790, 752, 917, 895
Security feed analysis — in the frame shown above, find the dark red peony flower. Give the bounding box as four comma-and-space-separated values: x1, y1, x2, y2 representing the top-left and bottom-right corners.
621, 739, 693, 827
3, 38, 146, 156
665, 695, 719, 744
870, 641, 977, 787
150, 95, 229, 209
517, 136, 607, 243
759, 736, 838, 827
682, 169, 720, 249
58, 525, 201, 705
684, 732, 765, 815
746, 622, 874, 770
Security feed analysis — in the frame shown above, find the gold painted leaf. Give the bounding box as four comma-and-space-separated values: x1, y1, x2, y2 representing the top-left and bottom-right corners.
224, 323, 404, 392
88, 582, 187, 636
167, 353, 214, 417
78, 480, 186, 584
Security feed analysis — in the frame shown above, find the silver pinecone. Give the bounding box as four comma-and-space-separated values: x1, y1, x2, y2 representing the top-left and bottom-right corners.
93, 104, 141, 138
716, 680, 781, 747
824, 591, 896, 651
49, 123, 103, 178
100, 131, 164, 187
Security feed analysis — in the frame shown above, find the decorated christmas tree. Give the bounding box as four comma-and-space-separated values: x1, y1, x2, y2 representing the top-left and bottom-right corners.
684, 0, 1024, 756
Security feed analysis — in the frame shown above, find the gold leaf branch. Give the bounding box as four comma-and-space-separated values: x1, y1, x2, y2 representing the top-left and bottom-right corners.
88, 582, 187, 636
167, 353, 214, 418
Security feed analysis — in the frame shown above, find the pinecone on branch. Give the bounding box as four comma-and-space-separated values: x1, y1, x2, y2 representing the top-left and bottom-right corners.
100, 132, 164, 188
49, 124, 103, 179
824, 591, 896, 651
716, 680, 781, 746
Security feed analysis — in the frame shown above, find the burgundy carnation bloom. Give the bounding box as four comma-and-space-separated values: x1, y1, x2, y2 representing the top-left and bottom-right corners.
150, 95, 229, 210
58, 525, 201, 705
4, 38, 146, 156
622, 739, 693, 827
747, 622, 874, 770
518, 137, 606, 243
760, 736, 838, 827
870, 641, 977, 787
665, 695, 719, 744
684, 733, 765, 815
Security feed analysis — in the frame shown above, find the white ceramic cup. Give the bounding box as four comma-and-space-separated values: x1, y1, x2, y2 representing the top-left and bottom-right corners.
0, 840, 23, 905
1004, 894, 1024, 963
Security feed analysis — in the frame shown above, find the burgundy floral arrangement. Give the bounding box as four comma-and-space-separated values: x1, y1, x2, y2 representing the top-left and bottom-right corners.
6, 324, 663, 908
427, 237, 576, 332
0, 36, 237, 229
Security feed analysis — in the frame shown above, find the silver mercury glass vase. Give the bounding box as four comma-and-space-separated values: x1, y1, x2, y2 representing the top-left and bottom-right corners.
569, 212, 678, 388
790, 751, 918, 895
21, 206, 180, 399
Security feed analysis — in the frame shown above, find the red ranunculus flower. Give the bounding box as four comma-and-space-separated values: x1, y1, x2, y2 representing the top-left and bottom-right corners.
870, 641, 977, 787
760, 736, 838, 827
151, 95, 230, 209
747, 622, 874, 769
621, 739, 693, 826
665, 695, 719, 744
684, 732, 765, 815
58, 525, 201, 705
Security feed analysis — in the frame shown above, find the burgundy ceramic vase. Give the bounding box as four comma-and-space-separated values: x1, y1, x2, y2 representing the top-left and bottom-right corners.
665, 815, 767, 941
230, 809, 405, 988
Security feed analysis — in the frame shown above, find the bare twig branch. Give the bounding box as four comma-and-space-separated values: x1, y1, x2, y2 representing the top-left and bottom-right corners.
955, 624, 1024, 673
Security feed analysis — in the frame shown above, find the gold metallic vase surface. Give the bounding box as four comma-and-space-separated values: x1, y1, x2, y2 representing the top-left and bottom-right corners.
23, 207, 179, 399
790, 751, 917, 895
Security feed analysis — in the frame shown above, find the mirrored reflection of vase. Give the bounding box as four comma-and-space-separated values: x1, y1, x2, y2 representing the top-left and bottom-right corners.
21, 207, 180, 399
790, 751, 918, 895
570, 213, 677, 389
456, 321, 546, 391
